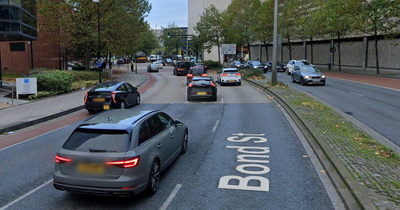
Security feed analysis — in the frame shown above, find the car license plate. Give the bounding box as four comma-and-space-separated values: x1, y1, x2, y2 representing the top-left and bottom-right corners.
77, 163, 105, 174
103, 105, 110, 110
229, 80, 236, 83
93, 98, 105, 102
197, 92, 207, 95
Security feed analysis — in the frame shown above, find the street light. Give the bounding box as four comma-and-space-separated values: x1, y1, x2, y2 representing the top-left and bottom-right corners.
93, 0, 101, 83
271, 0, 278, 86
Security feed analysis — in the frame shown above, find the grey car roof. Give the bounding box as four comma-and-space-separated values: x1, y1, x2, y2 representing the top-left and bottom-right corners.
84, 109, 158, 126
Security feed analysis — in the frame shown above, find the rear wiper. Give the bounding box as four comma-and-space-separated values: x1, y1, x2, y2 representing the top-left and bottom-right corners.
89, 148, 116, 153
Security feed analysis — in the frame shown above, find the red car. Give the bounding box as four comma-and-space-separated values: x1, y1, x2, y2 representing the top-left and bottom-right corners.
187, 67, 207, 85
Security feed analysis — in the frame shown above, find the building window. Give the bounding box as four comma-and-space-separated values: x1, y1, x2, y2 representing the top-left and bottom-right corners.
0, 0, 9, 5
9, 0, 21, 6
10, 42, 25, 51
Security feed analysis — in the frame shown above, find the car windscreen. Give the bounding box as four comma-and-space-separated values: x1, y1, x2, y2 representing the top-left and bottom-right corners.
193, 80, 211, 86
92, 83, 118, 91
300, 66, 318, 73
62, 129, 130, 153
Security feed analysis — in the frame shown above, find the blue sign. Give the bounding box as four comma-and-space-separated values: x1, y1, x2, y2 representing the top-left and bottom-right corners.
97, 62, 101, 67
24, 78, 29, 83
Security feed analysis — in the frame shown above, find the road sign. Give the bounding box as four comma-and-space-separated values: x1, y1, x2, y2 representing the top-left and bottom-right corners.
222, 44, 237, 55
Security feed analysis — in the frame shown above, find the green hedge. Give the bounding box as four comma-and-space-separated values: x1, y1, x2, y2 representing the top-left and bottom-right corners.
203, 60, 222, 69
35, 70, 74, 94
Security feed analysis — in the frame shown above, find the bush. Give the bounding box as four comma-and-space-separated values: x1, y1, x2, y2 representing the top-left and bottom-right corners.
71, 71, 100, 81
203, 60, 222, 69
35, 70, 74, 94
239, 69, 265, 79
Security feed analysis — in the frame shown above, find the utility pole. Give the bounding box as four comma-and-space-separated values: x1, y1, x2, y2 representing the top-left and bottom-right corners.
155, 23, 158, 59
271, 0, 279, 86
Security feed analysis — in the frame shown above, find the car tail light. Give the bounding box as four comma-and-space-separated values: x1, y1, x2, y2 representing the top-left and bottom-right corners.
221, 73, 228, 76
55, 155, 71, 164
202, 73, 207, 77
112, 92, 117, 103
211, 81, 216, 87
236, 73, 241, 76
188, 82, 193, 87
84, 92, 88, 103
205, 66, 207, 68
107, 157, 140, 168
178, 68, 181, 71
187, 74, 193, 77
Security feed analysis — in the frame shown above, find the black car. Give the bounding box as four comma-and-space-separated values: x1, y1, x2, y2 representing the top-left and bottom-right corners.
266, 61, 287, 73
187, 67, 207, 85
187, 77, 217, 101
173, 61, 191, 76
84, 81, 140, 113
246, 60, 267, 72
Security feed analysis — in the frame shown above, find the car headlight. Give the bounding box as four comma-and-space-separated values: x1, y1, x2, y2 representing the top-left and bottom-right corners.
304, 76, 310, 79
264, 66, 268, 68
254, 66, 258, 68
321, 75, 326, 78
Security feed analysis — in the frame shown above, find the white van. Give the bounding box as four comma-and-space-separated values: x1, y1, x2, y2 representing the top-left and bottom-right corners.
150, 55, 157, 62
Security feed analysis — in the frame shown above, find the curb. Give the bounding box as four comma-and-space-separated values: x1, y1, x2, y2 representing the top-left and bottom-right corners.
0, 105, 85, 135
245, 79, 376, 210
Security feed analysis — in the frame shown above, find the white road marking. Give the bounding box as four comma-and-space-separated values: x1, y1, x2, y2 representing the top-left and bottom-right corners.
171, 99, 177, 104
350, 91, 364, 97
221, 98, 224, 104
159, 184, 182, 210
232, 133, 266, 136
212, 120, 220, 132
0, 179, 53, 210
182, 88, 185, 92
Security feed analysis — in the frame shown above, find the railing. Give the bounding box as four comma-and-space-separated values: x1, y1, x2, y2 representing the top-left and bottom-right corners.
0, 80, 14, 105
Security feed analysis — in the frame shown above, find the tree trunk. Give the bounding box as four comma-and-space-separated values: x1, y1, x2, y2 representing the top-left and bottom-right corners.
247, 42, 251, 60
374, 30, 380, 74
337, 31, 342, 71
288, 36, 292, 60
310, 36, 314, 63
85, 46, 91, 71
265, 42, 269, 61
217, 44, 221, 67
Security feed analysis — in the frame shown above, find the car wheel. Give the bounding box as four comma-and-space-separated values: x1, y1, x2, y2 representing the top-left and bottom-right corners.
220, 82, 224, 86
238, 82, 241, 86
120, 101, 126, 109
287, 70, 290, 75
181, 130, 188, 154
187, 94, 191, 101
87, 109, 96, 114
146, 159, 160, 195
300, 77, 306, 86
291, 76, 295, 83
136, 95, 141, 105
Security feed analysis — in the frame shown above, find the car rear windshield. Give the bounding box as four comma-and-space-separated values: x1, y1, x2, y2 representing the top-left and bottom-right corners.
178, 62, 190, 68
92, 83, 118, 91
193, 80, 211, 86
223, 70, 239, 73
191, 68, 205, 75
62, 129, 130, 153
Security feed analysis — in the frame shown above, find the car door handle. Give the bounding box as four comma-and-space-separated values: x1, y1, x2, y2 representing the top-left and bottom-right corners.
158, 144, 162, 148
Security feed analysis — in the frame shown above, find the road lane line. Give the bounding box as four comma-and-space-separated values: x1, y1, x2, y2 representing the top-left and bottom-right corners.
212, 120, 220, 132
349, 91, 363, 97
221, 98, 224, 104
159, 184, 182, 210
171, 99, 177, 104
0, 179, 53, 210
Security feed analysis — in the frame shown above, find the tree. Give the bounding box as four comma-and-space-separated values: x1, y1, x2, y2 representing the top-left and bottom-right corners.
37, 0, 151, 70
279, 0, 303, 60
223, 0, 261, 60
253, 0, 275, 61
162, 23, 188, 59
136, 24, 156, 57
194, 5, 224, 64
353, 0, 400, 74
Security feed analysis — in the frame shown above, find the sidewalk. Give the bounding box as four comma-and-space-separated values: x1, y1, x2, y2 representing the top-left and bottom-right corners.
0, 68, 146, 134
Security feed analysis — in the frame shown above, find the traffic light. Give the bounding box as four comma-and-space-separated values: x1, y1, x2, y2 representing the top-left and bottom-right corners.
167, 32, 170, 38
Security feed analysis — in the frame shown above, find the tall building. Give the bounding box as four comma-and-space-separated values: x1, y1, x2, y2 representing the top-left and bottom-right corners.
188, 0, 233, 62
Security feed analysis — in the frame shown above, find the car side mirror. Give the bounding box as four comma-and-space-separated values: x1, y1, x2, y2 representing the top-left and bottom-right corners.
174, 120, 184, 126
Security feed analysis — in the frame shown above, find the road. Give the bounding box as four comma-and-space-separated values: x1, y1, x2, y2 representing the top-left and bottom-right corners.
268, 71, 400, 147
0, 64, 340, 210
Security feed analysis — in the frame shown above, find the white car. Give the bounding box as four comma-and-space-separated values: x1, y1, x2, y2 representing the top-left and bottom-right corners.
286, 60, 311, 75
217, 68, 242, 86
153, 61, 163, 69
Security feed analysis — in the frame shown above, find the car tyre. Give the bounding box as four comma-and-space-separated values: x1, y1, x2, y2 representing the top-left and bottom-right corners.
238, 82, 241, 86
87, 109, 96, 114
291, 76, 295, 83
287, 70, 290, 75
136, 95, 141, 105
120, 101, 126, 109
146, 159, 160, 195
300, 77, 306, 86
181, 130, 188, 154
187, 94, 191, 101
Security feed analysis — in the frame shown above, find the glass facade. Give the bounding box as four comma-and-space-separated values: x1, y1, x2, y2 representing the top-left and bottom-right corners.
0, 0, 37, 41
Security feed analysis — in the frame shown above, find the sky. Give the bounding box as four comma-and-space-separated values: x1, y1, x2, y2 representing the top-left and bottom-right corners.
145, 0, 188, 29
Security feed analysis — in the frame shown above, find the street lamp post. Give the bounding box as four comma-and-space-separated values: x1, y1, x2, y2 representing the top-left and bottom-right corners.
271, 0, 279, 86
93, 0, 101, 83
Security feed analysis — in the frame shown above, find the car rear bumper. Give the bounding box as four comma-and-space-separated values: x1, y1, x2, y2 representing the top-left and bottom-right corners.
220, 78, 241, 84
85, 102, 115, 110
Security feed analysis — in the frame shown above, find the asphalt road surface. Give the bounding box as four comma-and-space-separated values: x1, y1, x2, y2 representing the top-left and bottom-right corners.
0, 64, 339, 210
270, 71, 400, 147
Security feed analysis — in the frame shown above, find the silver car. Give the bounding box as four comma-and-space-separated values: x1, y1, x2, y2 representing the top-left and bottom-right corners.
291, 65, 326, 86
147, 63, 159, 72
286, 60, 311, 75
53, 109, 188, 196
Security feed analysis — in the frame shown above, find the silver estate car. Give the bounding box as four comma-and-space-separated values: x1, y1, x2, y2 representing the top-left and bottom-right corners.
291, 65, 326, 86
53, 109, 188, 196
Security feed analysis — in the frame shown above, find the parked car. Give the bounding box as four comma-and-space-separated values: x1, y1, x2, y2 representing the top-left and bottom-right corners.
187, 67, 207, 85
291, 65, 326, 86
173, 61, 191, 76
187, 77, 217, 101
217, 68, 242, 86
286, 60, 311, 75
266, 61, 287, 73
84, 81, 140, 113
230, 61, 245, 69
117, 58, 125, 65
166, 58, 173, 64
53, 109, 188, 196
246, 60, 267, 72
147, 64, 160, 72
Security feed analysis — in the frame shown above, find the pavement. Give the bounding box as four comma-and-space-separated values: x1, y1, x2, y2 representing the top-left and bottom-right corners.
0, 65, 400, 209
